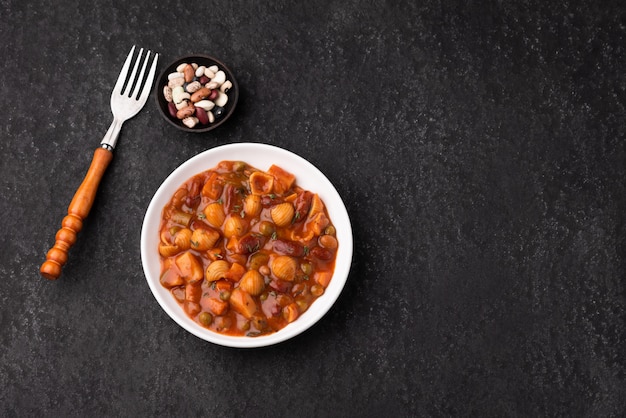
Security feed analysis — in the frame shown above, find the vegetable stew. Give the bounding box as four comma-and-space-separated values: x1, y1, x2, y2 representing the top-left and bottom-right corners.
158, 161, 338, 336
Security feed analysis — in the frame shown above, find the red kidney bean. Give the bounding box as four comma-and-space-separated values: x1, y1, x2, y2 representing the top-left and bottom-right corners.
185, 178, 202, 208
223, 184, 237, 213
310, 246, 333, 260
195, 107, 209, 125
236, 234, 265, 254
167, 102, 177, 118
269, 279, 292, 294
261, 195, 284, 206
191, 219, 212, 231
272, 239, 304, 257
294, 191, 312, 222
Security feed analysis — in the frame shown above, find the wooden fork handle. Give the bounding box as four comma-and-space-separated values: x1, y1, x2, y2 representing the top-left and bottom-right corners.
40, 147, 113, 280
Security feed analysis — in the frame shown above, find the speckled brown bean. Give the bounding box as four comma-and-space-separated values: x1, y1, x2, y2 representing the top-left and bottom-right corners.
190, 87, 211, 103
183, 64, 195, 83
176, 104, 196, 120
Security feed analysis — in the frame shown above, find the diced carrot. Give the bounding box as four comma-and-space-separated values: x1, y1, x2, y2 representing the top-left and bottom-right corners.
225, 236, 239, 252
206, 297, 229, 316
314, 271, 333, 288
214, 279, 233, 292
249, 171, 274, 195
175, 251, 204, 284
185, 282, 202, 303
201, 172, 223, 200
224, 262, 246, 282
206, 248, 224, 262
229, 288, 257, 319
268, 165, 295, 194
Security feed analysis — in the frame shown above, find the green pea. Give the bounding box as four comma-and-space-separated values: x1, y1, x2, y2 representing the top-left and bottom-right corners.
198, 312, 213, 326
258, 221, 275, 237
249, 253, 269, 271
324, 225, 336, 236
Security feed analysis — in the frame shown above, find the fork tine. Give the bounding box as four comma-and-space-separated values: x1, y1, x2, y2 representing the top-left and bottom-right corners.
130, 50, 151, 100
122, 47, 144, 97
138, 52, 159, 104
112, 45, 136, 96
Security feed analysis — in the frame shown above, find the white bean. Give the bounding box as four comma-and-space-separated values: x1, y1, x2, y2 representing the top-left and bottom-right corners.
172, 86, 190, 104
212, 70, 226, 86
214, 91, 228, 107
168, 72, 184, 81
195, 100, 215, 111
220, 80, 232, 93
175, 99, 189, 110
195, 66, 206, 77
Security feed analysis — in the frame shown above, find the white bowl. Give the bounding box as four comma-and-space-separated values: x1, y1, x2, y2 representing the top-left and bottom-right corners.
140, 143, 353, 348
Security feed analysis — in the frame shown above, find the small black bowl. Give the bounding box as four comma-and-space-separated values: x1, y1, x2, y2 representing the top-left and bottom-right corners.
155, 54, 239, 133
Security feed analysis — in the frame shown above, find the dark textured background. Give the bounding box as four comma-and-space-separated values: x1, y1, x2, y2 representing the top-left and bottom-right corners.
1, 1, 625, 416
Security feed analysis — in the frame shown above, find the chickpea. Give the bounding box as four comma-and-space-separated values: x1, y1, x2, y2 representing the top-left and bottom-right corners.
311, 285, 324, 297
296, 300, 309, 312
300, 262, 313, 276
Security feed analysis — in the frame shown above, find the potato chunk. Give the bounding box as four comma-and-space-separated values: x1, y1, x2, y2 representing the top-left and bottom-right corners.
175, 251, 204, 284
229, 288, 257, 319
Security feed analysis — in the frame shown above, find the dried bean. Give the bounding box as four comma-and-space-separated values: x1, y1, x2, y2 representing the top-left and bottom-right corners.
195, 107, 209, 125
214, 91, 228, 107
185, 81, 202, 93
161, 60, 234, 129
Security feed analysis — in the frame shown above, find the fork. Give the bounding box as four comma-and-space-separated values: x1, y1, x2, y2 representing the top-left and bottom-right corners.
40, 46, 159, 280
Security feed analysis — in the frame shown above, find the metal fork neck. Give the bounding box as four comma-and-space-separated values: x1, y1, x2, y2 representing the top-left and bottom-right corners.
100, 118, 123, 150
